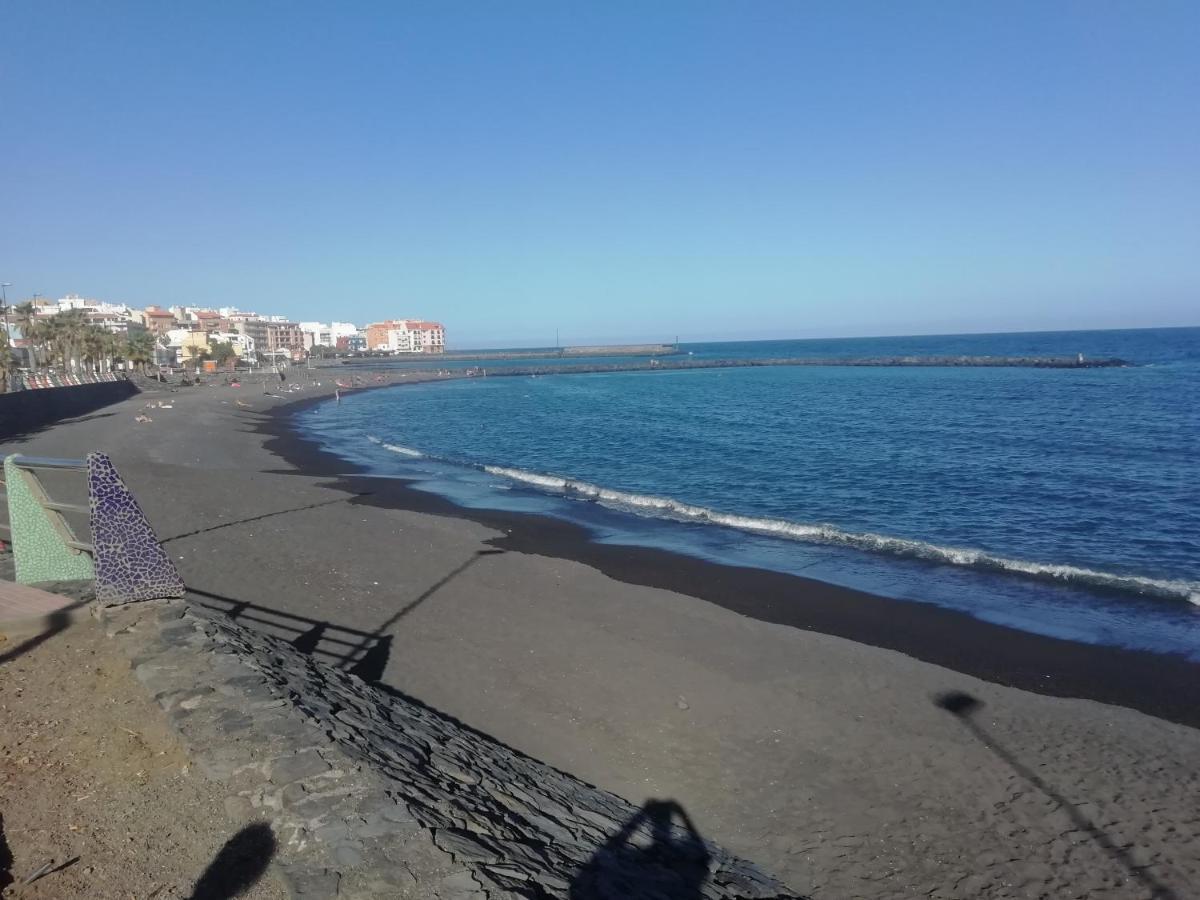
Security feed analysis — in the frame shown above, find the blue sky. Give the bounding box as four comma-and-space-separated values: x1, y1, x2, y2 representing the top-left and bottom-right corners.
2, 1, 1197, 347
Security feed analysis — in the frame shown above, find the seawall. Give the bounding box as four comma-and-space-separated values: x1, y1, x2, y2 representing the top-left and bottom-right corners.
110, 600, 804, 898
0, 380, 140, 440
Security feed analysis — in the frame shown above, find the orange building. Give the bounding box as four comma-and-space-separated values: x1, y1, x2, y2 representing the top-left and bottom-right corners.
365, 319, 446, 353
141, 306, 178, 337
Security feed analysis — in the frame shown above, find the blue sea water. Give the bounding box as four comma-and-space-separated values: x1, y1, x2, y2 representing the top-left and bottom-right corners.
298, 328, 1200, 659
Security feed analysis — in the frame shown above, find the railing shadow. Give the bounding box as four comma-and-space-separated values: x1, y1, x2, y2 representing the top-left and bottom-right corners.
934, 690, 1178, 899
187, 548, 504, 681
187, 587, 379, 669
159, 495, 363, 544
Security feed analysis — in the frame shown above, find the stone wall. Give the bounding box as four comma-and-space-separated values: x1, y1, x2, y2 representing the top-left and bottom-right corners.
0, 380, 139, 439
110, 600, 804, 899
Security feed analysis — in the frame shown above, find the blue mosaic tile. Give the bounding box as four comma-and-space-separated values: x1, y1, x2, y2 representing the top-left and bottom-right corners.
88, 452, 185, 605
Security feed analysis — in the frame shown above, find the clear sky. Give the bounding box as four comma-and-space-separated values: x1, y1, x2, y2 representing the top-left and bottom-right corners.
2, 1, 1197, 347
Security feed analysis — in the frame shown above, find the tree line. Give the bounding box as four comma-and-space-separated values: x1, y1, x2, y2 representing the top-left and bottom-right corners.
1, 303, 157, 391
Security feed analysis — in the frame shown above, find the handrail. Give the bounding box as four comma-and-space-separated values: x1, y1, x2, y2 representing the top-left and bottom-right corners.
0, 453, 93, 557
41, 501, 90, 514
0, 454, 88, 471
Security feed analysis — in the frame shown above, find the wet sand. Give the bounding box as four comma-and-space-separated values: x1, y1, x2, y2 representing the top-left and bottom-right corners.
4, 375, 1199, 898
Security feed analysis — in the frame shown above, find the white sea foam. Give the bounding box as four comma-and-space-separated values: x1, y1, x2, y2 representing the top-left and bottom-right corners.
366, 436, 424, 458
363, 440, 1199, 605
482, 464, 1200, 605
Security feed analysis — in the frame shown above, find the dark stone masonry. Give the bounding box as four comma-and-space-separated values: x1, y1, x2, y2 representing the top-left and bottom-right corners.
107, 600, 804, 899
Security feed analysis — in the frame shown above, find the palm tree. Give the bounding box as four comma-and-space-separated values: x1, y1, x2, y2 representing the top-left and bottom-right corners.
106, 331, 126, 372
125, 332, 156, 374
82, 326, 108, 374
0, 329, 13, 392
41, 314, 63, 368
13, 302, 45, 371
45, 309, 88, 373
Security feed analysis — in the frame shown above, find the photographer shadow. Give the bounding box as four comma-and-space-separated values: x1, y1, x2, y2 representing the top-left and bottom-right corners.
569, 799, 711, 900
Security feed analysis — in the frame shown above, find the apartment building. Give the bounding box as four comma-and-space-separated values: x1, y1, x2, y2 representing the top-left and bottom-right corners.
365, 319, 446, 353
236, 319, 305, 360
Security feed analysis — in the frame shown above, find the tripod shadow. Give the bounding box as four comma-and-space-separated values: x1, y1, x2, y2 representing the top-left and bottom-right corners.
570, 799, 711, 899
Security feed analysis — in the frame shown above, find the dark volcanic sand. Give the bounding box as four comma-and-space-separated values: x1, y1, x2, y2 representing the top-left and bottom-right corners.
261, 388, 1200, 732
4, 375, 1198, 899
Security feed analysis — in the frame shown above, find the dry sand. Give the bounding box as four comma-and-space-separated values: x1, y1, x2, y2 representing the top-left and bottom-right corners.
3, 375, 1198, 899
0, 610, 287, 900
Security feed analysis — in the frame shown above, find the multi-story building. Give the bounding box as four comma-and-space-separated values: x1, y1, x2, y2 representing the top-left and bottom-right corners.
365, 319, 446, 354
299, 322, 330, 348
331, 322, 358, 341
191, 310, 225, 334
236, 319, 305, 360
165, 328, 212, 365
140, 306, 178, 337
302, 321, 362, 350
34, 296, 139, 335
211, 331, 256, 357
336, 334, 367, 352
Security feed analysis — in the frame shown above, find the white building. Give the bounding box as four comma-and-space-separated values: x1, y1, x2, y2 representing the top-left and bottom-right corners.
38, 296, 136, 334
300, 320, 361, 350
299, 321, 331, 348
212, 331, 256, 356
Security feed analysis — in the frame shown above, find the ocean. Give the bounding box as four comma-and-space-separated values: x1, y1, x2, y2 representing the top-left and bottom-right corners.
297, 327, 1200, 659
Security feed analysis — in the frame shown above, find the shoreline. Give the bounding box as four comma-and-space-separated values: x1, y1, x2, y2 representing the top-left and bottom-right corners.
8, 371, 1200, 895
263, 384, 1200, 730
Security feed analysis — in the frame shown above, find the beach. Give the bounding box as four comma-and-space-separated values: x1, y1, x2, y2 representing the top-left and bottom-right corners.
4, 376, 1199, 899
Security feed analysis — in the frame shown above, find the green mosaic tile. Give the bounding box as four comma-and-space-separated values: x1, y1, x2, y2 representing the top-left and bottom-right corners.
4, 457, 95, 584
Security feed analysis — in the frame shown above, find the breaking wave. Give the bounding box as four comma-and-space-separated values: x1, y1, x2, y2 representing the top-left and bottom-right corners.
482, 466, 1200, 606
366, 435, 1199, 606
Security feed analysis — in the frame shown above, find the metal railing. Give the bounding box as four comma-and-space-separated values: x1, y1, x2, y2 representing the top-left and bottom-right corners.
0, 454, 93, 553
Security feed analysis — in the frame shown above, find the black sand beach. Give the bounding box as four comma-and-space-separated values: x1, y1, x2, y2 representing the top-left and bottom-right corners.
5, 375, 1199, 898
263, 388, 1200, 730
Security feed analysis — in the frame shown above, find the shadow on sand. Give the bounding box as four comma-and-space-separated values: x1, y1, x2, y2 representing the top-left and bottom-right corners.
570, 799, 713, 899
0, 604, 89, 667
935, 690, 1178, 900
0, 813, 12, 893
188, 548, 505, 682
187, 822, 277, 900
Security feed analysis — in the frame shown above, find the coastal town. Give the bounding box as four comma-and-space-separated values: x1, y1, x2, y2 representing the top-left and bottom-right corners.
0, 292, 445, 390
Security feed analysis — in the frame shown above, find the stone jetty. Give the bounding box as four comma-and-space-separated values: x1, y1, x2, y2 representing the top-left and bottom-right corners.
383, 354, 1128, 379
336, 355, 1127, 377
